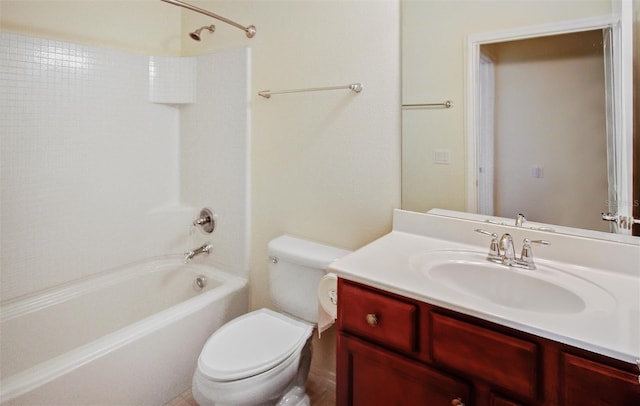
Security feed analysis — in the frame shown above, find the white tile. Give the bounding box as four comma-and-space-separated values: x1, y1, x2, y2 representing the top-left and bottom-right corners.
149, 56, 197, 104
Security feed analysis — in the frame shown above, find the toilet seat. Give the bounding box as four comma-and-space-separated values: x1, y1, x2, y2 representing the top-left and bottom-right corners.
198, 308, 313, 382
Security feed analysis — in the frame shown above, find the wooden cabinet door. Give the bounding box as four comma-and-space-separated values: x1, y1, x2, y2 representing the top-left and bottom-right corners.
560, 353, 640, 405
489, 393, 527, 406
338, 334, 471, 406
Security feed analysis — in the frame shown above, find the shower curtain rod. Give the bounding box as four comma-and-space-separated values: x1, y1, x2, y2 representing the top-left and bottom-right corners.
160, 0, 256, 38
258, 83, 364, 99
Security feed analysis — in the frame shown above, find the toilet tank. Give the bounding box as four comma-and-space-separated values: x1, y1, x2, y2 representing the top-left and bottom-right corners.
268, 235, 350, 323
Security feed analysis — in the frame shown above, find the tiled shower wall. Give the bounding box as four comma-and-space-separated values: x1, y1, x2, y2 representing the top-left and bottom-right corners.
181, 48, 251, 278
0, 33, 250, 301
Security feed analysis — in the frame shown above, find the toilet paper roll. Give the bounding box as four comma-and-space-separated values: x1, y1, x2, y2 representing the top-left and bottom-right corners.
317, 273, 338, 338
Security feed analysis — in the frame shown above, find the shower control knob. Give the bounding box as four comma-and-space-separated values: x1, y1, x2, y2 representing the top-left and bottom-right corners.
193, 208, 216, 234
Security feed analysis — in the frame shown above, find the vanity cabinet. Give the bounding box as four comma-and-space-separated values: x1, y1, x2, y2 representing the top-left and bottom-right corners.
339, 335, 471, 405
336, 279, 640, 406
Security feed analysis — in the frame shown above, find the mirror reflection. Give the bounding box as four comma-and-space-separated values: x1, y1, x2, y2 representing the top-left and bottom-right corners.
401, 0, 637, 238
476, 30, 610, 233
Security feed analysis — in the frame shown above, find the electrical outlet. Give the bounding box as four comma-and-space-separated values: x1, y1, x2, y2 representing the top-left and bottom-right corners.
530, 165, 543, 178
434, 149, 450, 164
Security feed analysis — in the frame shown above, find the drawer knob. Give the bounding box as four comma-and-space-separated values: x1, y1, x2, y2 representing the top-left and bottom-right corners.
451, 398, 465, 406
365, 313, 378, 327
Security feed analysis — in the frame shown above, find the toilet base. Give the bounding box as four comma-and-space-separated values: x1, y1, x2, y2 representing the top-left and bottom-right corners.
192, 366, 299, 406
276, 386, 310, 406
192, 334, 313, 406
193, 382, 310, 406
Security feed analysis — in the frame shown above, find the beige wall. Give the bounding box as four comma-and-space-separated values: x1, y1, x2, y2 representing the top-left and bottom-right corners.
402, 0, 612, 213
178, 0, 401, 311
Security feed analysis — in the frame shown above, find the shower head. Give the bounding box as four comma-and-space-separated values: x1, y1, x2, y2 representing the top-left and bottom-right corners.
189, 25, 215, 41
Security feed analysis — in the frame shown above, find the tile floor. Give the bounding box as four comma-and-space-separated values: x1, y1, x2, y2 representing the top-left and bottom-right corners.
164, 364, 336, 406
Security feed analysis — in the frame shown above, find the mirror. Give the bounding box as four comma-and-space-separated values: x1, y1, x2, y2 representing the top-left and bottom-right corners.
401, 0, 637, 239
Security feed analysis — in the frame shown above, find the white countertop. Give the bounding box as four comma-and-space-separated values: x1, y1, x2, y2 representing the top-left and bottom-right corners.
329, 210, 640, 364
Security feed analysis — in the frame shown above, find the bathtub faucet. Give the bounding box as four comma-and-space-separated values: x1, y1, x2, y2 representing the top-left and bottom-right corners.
184, 243, 213, 263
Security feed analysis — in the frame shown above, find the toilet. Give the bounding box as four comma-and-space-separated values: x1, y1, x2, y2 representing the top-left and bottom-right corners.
192, 235, 349, 406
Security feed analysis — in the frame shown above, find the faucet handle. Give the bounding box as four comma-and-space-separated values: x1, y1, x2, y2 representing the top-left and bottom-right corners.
523, 238, 551, 249
474, 229, 500, 258
519, 238, 550, 269
474, 228, 496, 237
193, 208, 216, 234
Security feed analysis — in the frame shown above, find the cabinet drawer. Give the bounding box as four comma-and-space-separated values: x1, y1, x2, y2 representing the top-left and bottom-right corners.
431, 313, 539, 400
339, 281, 419, 353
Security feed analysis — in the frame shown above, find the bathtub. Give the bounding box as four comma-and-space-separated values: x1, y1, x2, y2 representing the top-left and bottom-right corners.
0, 256, 248, 405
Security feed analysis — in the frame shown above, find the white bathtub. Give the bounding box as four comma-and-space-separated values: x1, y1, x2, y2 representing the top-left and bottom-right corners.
0, 256, 248, 405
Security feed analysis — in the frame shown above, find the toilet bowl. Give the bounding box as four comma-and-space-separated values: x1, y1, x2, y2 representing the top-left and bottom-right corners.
193, 309, 312, 406
193, 235, 350, 406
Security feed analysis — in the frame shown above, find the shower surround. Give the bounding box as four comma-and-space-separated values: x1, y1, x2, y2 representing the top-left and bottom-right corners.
0, 31, 250, 404
0, 33, 251, 301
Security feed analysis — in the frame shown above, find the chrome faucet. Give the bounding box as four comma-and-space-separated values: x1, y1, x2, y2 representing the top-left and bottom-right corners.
499, 233, 516, 266
184, 242, 213, 263
475, 229, 550, 270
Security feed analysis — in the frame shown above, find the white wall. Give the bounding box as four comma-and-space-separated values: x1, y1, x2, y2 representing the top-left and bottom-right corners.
0, 2, 184, 301
0, 32, 250, 300
0, 33, 178, 299
181, 47, 251, 278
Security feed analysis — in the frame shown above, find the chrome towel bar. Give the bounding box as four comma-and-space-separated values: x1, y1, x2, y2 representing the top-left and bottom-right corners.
258, 83, 363, 99
402, 100, 453, 109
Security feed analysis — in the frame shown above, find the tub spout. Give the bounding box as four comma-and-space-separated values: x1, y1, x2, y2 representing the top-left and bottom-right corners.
184, 243, 212, 263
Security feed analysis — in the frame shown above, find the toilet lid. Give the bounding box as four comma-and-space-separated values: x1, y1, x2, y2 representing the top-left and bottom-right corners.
198, 308, 313, 382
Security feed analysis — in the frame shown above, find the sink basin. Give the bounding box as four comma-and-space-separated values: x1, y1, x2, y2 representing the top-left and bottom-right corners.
409, 250, 615, 314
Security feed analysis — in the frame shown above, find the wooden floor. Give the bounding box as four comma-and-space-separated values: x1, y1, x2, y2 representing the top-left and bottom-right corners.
305, 363, 337, 406
165, 363, 336, 406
